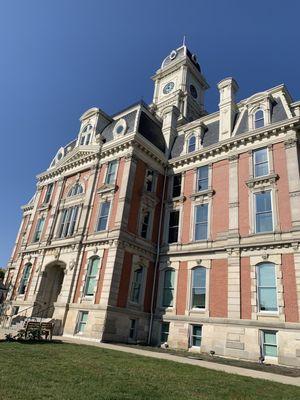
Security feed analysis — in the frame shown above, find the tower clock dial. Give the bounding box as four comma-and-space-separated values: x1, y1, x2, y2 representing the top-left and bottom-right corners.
163, 81, 175, 95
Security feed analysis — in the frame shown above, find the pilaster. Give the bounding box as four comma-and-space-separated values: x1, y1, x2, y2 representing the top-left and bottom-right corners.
227, 248, 241, 319
227, 154, 239, 243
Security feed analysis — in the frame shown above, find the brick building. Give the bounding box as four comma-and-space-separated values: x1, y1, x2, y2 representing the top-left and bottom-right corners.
3, 45, 300, 367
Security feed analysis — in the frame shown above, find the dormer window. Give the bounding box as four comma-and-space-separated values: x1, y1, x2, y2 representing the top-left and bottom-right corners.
68, 183, 83, 197
188, 135, 196, 153
80, 124, 93, 145
254, 109, 264, 129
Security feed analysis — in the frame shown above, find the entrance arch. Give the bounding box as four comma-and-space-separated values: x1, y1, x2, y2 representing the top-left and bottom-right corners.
35, 262, 66, 318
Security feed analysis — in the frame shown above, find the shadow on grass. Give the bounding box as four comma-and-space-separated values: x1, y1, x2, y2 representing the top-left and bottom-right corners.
0, 339, 64, 345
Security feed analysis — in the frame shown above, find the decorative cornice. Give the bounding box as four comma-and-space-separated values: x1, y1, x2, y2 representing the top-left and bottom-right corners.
246, 173, 279, 188
284, 137, 298, 149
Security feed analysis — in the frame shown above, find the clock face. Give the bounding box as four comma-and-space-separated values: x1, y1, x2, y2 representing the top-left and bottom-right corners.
163, 81, 175, 95
190, 84, 198, 99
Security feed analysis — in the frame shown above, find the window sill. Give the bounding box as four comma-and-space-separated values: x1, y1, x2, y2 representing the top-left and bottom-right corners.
246, 173, 278, 188
97, 184, 118, 195
190, 189, 214, 200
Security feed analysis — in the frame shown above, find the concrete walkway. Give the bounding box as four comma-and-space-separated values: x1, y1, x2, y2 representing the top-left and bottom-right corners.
58, 336, 300, 387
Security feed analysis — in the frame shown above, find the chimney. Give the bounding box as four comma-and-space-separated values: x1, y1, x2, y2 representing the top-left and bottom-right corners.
217, 77, 238, 140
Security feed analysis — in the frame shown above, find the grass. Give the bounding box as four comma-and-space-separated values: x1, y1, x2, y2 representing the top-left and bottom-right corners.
0, 341, 299, 400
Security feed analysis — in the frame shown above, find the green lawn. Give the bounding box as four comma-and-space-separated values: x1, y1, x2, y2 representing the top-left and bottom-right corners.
0, 342, 299, 400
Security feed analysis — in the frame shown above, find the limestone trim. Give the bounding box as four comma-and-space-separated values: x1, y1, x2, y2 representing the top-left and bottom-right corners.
250, 254, 285, 322
186, 259, 211, 318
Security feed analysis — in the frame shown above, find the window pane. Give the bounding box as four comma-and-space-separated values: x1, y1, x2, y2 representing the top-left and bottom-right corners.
256, 212, 273, 233
172, 174, 181, 197
254, 148, 267, 164
168, 211, 179, 243
90, 258, 100, 276
85, 278, 96, 295
197, 166, 208, 191
265, 345, 277, 357
188, 136, 196, 152
259, 288, 277, 311
259, 264, 276, 286
193, 268, 206, 288
264, 332, 277, 345
256, 192, 271, 212
161, 322, 170, 343
195, 204, 208, 223
195, 224, 207, 241
163, 288, 174, 307
164, 270, 174, 288
255, 163, 269, 177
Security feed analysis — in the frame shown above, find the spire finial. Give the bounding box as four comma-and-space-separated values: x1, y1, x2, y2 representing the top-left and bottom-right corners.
182, 35, 186, 47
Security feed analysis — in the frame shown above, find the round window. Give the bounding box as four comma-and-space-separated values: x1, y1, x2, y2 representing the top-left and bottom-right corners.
116, 124, 124, 134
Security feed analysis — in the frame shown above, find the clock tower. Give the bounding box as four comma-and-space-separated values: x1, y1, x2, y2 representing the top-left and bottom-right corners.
151, 45, 209, 124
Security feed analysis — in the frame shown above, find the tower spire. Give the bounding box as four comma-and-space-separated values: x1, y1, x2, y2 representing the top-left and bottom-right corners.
182, 34, 186, 47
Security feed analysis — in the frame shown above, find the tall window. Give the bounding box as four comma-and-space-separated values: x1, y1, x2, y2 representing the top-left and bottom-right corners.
254, 109, 264, 129
195, 204, 208, 240
68, 183, 83, 197
162, 269, 175, 307
75, 311, 88, 334
18, 263, 32, 294
261, 330, 278, 357
253, 148, 269, 177
130, 267, 143, 303
145, 170, 154, 192
160, 322, 170, 344
172, 174, 182, 198
105, 160, 118, 184
58, 206, 79, 238
96, 201, 110, 232
257, 263, 278, 312
168, 210, 179, 243
129, 319, 137, 339
140, 211, 150, 239
84, 257, 100, 296
197, 165, 209, 191
188, 135, 196, 153
44, 183, 54, 204
255, 191, 273, 233
190, 325, 202, 347
33, 217, 45, 243
191, 267, 206, 309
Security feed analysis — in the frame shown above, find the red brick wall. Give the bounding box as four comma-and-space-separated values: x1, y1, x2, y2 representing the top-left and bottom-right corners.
117, 252, 133, 308
176, 261, 188, 315
273, 143, 292, 232
238, 152, 250, 237
127, 160, 146, 234
209, 259, 228, 317
282, 254, 299, 322
240, 257, 251, 319
211, 160, 229, 240
182, 170, 194, 244
95, 249, 109, 304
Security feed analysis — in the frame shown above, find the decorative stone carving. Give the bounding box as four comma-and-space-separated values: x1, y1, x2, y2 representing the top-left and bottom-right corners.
69, 259, 76, 270
284, 138, 298, 149
262, 253, 269, 260
246, 173, 278, 188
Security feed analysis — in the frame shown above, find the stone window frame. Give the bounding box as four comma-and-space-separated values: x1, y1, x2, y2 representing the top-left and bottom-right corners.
249, 186, 279, 235
32, 215, 46, 244
18, 262, 32, 296
191, 164, 213, 197
188, 324, 203, 349
247, 98, 271, 131
190, 197, 212, 243
259, 329, 279, 360
78, 249, 104, 303
82, 256, 101, 299
186, 259, 211, 318
74, 310, 89, 334
250, 254, 284, 321
163, 205, 183, 245
94, 198, 112, 233
137, 205, 154, 241
104, 159, 119, 186
167, 171, 186, 202
248, 145, 275, 181
113, 118, 127, 138
56, 204, 82, 239
157, 261, 179, 314
127, 256, 148, 311
144, 168, 158, 194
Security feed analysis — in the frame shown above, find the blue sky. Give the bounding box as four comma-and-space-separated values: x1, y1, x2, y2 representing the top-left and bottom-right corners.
0, 0, 299, 266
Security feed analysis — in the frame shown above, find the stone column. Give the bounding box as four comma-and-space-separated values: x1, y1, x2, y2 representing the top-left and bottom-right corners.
227, 248, 241, 319
285, 137, 300, 233
228, 154, 239, 243
293, 246, 300, 322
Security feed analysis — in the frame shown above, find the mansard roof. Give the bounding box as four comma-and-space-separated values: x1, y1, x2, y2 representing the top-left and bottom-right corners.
161, 45, 201, 72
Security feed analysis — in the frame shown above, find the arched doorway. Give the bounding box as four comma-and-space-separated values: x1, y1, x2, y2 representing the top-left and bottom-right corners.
35, 262, 65, 318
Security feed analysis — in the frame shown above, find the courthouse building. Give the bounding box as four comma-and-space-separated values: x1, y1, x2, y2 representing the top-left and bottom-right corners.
3, 45, 300, 367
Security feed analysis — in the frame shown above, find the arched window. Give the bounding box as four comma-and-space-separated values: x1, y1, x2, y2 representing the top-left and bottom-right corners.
188, 135, 196, 153
257, 262, 277, 312
162, 269, 175, 307
68, 183, 83, 197
84, 257, 100, 296
254, 109, 264, 129
18, 263, 32, 295
82, 124, 92, 133
130, 266, 143, 303
191, 267, 206, 309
